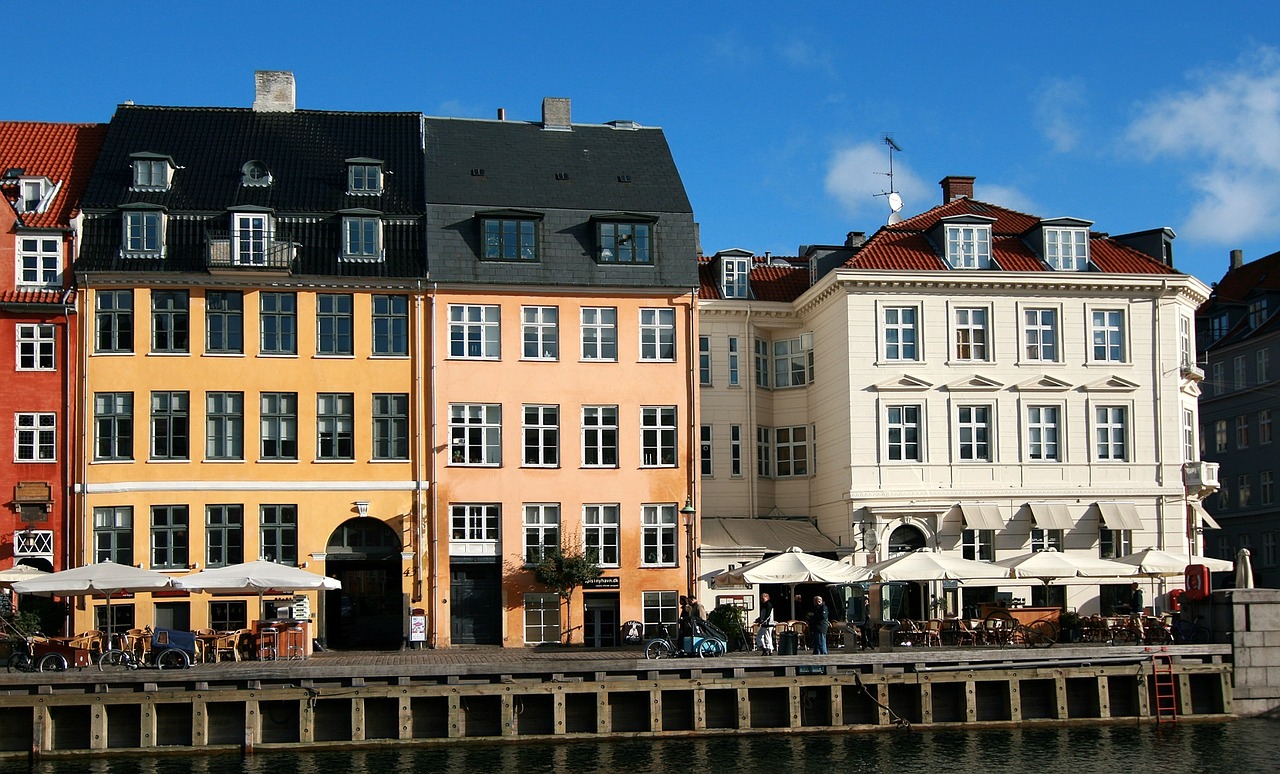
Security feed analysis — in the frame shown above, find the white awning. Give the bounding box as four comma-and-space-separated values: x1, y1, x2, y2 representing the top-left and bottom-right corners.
959, 503, 1004, 531
1189, 500, 1221, 530
1097, 501, 1144, 531
1028, 503, 1074, 530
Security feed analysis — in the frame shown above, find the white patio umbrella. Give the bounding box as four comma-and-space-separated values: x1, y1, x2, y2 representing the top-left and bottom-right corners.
0, 565, 50, 586
1114, 548, 1233, 613
865, 549, 1010, 582
12, 561, 173, 640
173, 560, 341, 619
995, 549, 1138, 584
712, 547, 871, 620
1236, 548, 1255, 589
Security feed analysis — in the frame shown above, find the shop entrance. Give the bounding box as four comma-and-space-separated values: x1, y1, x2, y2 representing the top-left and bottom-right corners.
323, 518, 405, 649
583, 593, 620, 647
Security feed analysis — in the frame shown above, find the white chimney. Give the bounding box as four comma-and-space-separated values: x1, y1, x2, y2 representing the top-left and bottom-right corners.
254, 71, 296, 113
542, 97, 571, 130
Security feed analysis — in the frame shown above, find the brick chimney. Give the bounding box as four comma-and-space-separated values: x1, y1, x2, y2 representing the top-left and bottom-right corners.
542, 97, 572, 130
253, 71, 296, 113
845, 231, 866, 248
1231, 249, 1244, 270
940, 175, 975, 203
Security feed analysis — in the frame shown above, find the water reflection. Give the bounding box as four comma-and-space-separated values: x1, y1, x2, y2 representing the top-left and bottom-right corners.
8, 719, 1275, 774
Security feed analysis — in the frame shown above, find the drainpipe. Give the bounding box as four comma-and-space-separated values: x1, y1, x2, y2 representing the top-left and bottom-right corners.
745, 307, 756, 520
687, 287, 699, 587
61, 292, 74, 575
1152, 280, 1167, 550
427, 284, 439, 648
411, 280, 425, 602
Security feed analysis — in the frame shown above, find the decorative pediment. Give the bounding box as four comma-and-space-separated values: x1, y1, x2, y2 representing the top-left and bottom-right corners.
874, 374, 934, 391
1082, 375, 1140, 392
944, 374, 1004, 391
1015, 374, 1074, 392
1180, 380, 1202, 398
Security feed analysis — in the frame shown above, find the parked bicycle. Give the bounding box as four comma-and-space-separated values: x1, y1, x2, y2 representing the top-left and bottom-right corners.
98, 627, 195, 671
5, 634, 85, 673
644, 622, 727, 658
1169, 614, 1212, 644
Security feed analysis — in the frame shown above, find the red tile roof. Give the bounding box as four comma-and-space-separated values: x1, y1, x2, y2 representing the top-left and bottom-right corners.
698, 255, 809, 302
0, 122, 107, 229
0, 288, 75, 305
1205, 249, 1280, 302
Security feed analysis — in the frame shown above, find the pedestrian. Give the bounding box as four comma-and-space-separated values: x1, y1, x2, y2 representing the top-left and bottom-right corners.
754, 592, 776, 655
809, 595, 830, 655
677, 596, 693, 649
1129, 582, 1144, 617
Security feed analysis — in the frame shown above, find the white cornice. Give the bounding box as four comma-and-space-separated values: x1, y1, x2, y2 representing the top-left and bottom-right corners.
77, 479, 428, 495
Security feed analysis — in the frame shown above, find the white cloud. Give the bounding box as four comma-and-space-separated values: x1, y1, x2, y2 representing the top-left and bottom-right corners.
1127, 47, 1280, 244
1034, 77, 1087, 153
975, 184, 1040, 216
824, 141, 930, 221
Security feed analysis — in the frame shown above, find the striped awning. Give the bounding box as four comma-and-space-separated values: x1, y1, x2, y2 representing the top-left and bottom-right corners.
1028, 503, 1074, 530
1096, 501, 1144, 531
1189, 500, 1221, 530
959, 503, 1004, 531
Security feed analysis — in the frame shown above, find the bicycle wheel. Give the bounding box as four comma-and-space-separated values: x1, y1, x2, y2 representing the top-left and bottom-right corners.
644, 639, 674, 659
6, 653, 33, 673
1146, 626, 1172, 645
1022, 621, 1057, 649
98, 649, 136, 671
37, 653, 68, 672
155, 648, 190, 670
1191, 625, 1211, 644
695, 638, 721, 658
1111, 626, 1140, 645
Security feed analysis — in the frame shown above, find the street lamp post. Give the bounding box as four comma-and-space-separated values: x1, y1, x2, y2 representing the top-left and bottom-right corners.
680, 498, 697, 600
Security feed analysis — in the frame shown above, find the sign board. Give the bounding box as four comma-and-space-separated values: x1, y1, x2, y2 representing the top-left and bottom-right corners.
409, 613, 427, 642
583, 576, 620, 589
715, 594, 754, 611
13, 481, 52, 502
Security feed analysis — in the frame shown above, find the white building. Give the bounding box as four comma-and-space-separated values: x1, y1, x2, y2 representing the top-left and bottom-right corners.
698, 176, 1217, 618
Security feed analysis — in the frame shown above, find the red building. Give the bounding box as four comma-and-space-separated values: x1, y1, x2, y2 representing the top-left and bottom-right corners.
0, 122, 105, 577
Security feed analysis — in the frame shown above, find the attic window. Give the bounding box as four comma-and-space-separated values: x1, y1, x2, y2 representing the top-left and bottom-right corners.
1045, 227, 1089, 270
478, 210, 543, 262
722, 256, 750, 299
17, 178, 53, 214
131, 154, 173, 191
593, 214, 656, 264
346, 159, 383, 195
241, 160, 273, 187
945, 224, 991, 269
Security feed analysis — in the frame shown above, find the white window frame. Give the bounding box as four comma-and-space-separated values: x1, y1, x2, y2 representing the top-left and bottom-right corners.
1263, 531, 1276, 566
1214, 419, 1228, 453
754, 339, 770, 387
15, 412, 55, 462
448, 304, 501, 359
643, 590, 679, 636
953, 307, 989, 361
1259, 349, 1271, 383
132, 158, 171, 190
1234, 355, 1248, 390
522, 404, 559, 467
639, 308, 676, 361
699, 336, 711, 385
1099, 528, 1132, 560
581, 405, 618, 468
1031, 528, 1064, 552
451, 503, 499, 543
1044, 227, 1089, 270
1261, 470, 1274, 507
521, 306, 558, 360
945, 224, 991, 269
1261, 409, 1273, 445
1212, 362, 1224, 394
449, 403, 502, 466
522, 503, 560, 564
583, 504, 620, 567
700, 424, 713, 477
1090, 309, 1126, 363
523, 593, 561, 644
342, 215, 383, 261
722, 256, 750, 298
1183, 407, 1197, 463
885, 404, 922, 462
16, 236, 61, 288
16, 324, 55, 370
347, 163, 383, 195
727, 337, 740, 386
961, 529, 995, 561
1022, 307, 1059, 363
730, 424, 743, 477
1179, 316, 1194, 369
232, 212, 271, 266
1094, 405, 1129, 461
775, 425, 809, 477
1238, 474, 1252, 508
757, 426, 772, 478
1026, 404, 1061, 462
956, 405, 992, 462
18, 178, 49, 214
1236, 415, 1250, 449
882, 306, 919, 361
1249, 298, 1270, 329
640, 406, 677, 467
580, 307, 617, 361
641, 504, 677, 567
772, 335, 814, 387
123, 210, 164, 257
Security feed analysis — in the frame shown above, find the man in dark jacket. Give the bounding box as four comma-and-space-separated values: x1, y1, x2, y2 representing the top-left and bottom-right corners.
754, 592, 776, 655
810, 596, 830, 654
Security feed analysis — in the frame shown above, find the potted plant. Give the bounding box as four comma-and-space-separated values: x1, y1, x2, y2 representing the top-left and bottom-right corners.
708, 604, 747, 652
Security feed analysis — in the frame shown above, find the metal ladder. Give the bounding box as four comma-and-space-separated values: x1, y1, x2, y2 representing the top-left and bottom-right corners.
1151, 654, 1178, 724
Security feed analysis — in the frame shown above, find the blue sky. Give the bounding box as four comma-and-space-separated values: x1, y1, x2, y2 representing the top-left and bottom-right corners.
12, 2, 1280, 286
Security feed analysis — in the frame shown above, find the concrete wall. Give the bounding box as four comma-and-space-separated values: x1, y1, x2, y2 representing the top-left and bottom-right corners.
1211, 587, 1280, 716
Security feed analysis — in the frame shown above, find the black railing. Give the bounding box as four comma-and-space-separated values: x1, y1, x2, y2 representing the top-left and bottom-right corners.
206, 230, 297, 271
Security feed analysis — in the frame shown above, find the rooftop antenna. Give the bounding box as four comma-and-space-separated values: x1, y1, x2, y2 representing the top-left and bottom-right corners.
874, 134, 905, 224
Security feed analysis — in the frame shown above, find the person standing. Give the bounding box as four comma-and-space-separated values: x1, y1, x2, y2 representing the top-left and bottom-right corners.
810, 595, 830, 655
754, 592, 776, 655
1128, 583, 1145, 617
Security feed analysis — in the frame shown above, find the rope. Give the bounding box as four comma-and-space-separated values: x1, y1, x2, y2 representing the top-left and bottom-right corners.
853, 671, 912, 730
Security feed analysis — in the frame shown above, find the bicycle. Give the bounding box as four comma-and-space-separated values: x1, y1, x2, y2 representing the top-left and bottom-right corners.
98, 627, 193, 671
5, 635, 77, 673
1169, 614, 1211, 644
643, 623, 726, 658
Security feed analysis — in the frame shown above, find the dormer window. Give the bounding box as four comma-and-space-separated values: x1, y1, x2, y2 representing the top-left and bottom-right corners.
241, 160, 273, 187
721, 255, 750, 299
594, 213, 656, 264
346, 158, 384, 195
945, 224, 991, 269
130, 153, 174, 191
477, 210, 542, 261
17, 177, 53, 214
121, 206, 165, 258
1045, 227, 1089, 270
1249, 299, 1270, 329
341, 211, 383, 262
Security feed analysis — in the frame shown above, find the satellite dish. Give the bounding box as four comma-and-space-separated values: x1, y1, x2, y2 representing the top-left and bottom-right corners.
887, 211, 903, 225
888, 192, 903, 213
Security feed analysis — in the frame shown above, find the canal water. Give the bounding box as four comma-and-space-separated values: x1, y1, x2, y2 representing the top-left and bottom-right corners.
2, 718, 1273, 774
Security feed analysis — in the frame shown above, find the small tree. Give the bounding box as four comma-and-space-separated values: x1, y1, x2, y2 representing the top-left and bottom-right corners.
532, 546, 602, 645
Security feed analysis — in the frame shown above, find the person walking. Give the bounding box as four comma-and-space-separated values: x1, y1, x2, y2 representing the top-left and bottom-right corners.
810, 595, 830, 655
754, 592, 776, 655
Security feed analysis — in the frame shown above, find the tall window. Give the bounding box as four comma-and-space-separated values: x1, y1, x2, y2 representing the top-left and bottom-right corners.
583, 504, 620, 567
582, 406, 618, 467
883, 307, 918, 361
232, 212, 270, 265
1239, 474, 1252, 508
523, 405, 559, 467
700, 425, 713, 477
16, 237, 60, 288
260, 392, 298, 460
206, 504, 244, 568
522, 306, 558, 360
342, 216, 382, 260
1179, 316, 1194, 368
1260, 349, 1271, 383
1212, 362, 1224, 394
1091, 310, 1125, 362
641, 504, 677, 566
449, 404, 501, 465
961, 529, 994, 561
1095, 406, 1128, 461
94, 392, 133, 460
450, 504, 499, 542
123, 210, 163, 256
151, 505, 189, 569
1099, 529, 1132, 560
1262, 471, 1274, 506
1026, 405, 1060, 462
1183, 408, 1197, 462
372, 294, 408, 356
14, 413, 55, 461
260, 504, 297, 564
16, 324, 55, 370
93, 506, 133, 564
373, 394, 409, 460
643, 590, 679, 638
640, 308, 676, 361
1234, 355, 1248, 390
205, 392, 243, 460
954, 308, 989, 360
483, 217, 537, 261
776, 426, 809, 477
581, 307, 617, 361
1023, 308, 1058, 362
151, 290, 189, 353
699, 336, 711, 385
1044, 228, 1088, 270
150, 391, 189, 461
449, 304, 500, 359
728, 337, 740, 386
523, 593, 561, 644
641, 406, 677, 467
754, 339, 770, 387
1261, 410, 1273, 445
522, 504, 560, 564
1236, 415, 1250, 449
730, 425, 743, 476
773, 336, 814, 387
316, 393, 354, 460
722, 256, 750, 298
598, 221, 651, 263
1215, 419, 1228, 453
316, 293, 353, 356
945, 224, 991, 268
886, 405, 921, 462
260, 292, 297, 354
957, 405, 991, 462
206, 291, 243, 354
1249, 299, 1270, 329
95, 290, 133, 353
757, 426, 772, 478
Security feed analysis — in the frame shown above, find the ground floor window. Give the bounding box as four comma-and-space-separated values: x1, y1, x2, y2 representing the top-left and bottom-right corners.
210, 601, 247, 631
960, 529, 994, 561
1031, 528, 1063, 552
524, 593, 561, 644
95, 603, 135, 636
1030, 585, 1066, 609
1099, 529, 1132, 559
643, 590, 678, 639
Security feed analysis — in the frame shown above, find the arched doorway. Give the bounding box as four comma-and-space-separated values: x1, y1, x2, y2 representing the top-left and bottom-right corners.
323, 518, 405, 649
886, 524, 928, 619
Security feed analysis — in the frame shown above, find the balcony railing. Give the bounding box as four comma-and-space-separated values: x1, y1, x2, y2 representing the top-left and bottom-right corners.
206, 230, 298, 272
